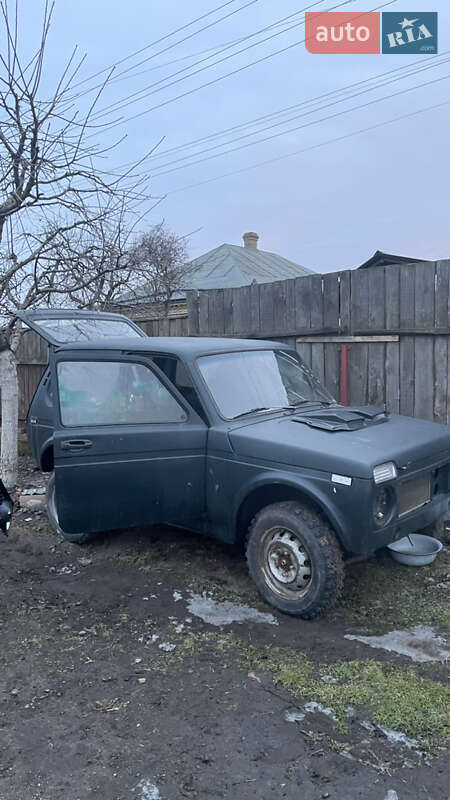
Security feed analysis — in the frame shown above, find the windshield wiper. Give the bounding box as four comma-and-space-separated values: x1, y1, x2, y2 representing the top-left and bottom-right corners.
231, 406, 297, 420
291, 399, 334, 408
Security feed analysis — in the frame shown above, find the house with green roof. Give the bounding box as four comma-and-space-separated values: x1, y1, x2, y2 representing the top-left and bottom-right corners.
123, 231, 313, 309
175, 231, 313, 294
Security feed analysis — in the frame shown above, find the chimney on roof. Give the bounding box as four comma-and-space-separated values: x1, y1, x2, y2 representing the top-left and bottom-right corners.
243, 231, 259, 249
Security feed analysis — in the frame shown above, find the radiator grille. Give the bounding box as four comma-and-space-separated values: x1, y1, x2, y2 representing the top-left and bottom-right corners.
398, 475, 431, 517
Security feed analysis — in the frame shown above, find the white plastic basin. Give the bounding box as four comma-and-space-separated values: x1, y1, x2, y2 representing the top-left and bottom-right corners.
387, 533, 443, 566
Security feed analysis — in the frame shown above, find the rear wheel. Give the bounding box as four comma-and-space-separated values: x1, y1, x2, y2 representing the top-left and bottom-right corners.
246, 501, 344, 619
46, 473, 90, 545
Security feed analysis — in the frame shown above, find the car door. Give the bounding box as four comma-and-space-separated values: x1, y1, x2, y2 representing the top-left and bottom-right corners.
17, 308, 147, 469
51, 350, 207, 536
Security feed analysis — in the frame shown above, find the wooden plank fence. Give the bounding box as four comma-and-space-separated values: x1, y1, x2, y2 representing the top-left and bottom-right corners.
8, 259, 450, 424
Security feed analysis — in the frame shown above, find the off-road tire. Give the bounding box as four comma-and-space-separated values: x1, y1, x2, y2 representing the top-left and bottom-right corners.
46, 473, 91, 545
246, 501, 344, 619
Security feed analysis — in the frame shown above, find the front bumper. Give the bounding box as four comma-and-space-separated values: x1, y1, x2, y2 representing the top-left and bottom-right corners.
371, 491, 449, 551
0, 481, 13, 535
334, 458, 450, 555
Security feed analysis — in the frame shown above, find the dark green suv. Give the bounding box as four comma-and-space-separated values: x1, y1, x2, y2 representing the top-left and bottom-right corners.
18, 309, 450, 618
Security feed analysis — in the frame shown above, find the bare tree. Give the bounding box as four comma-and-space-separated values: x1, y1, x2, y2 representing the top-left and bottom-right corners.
122, 223, 192, 313
0, 0, 157, 488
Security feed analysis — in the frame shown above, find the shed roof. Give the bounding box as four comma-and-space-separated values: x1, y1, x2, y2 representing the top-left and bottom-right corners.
357, 250, 432, 269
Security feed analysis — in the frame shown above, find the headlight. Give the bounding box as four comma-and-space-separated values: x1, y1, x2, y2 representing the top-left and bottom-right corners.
373, 461, 397, 484
373, 486, 394, 526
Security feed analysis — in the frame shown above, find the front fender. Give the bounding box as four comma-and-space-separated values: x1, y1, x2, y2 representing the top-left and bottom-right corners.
232, 469, 352, 549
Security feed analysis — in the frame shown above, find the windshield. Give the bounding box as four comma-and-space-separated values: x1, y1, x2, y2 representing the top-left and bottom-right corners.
29, 317, 143, 343
198, 349, 335, 419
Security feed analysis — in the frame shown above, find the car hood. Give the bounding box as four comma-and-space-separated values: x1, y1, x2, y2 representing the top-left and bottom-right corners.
228, 407, 450, 479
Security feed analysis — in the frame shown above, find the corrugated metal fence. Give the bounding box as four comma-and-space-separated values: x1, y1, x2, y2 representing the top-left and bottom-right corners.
10, 259, 450, 423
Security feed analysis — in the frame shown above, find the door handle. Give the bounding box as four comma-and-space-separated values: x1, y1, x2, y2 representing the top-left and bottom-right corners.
60, 439, 93, 451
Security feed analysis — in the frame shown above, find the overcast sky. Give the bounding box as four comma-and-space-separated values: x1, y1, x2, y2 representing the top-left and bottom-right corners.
23, 0, 450, 273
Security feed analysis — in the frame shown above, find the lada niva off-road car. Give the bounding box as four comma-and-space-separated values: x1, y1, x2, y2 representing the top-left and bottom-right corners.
15, 309, 450, 618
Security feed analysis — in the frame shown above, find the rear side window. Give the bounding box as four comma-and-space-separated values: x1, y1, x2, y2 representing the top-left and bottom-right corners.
57, 361, 186, 426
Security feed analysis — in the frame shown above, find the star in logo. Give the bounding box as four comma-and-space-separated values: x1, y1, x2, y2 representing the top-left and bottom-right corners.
398, 16, 419, 29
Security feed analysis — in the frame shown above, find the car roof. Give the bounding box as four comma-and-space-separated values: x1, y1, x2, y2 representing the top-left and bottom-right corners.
55, 336, 284, 357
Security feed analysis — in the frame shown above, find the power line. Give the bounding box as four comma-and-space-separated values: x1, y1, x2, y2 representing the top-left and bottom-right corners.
146, 52, 449, 162
165, 98, 450, 195
88, 0, 401, 131
92, 2, 324, 119
100, 4, 313, 90
70, 0, 265, 102
151, 70, 450, 176
70, 0, 263, 92
150, 63, 450, 176
91, 0, 356, 123
118, 7, 315, 84
97, 40, 249, 85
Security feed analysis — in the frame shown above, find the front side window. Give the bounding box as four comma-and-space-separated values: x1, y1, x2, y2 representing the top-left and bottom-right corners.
197, 349, 334, 419
57, 361, 186, 426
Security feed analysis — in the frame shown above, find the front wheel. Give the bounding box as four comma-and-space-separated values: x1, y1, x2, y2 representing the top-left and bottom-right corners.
246, 501, 344, 619
46, 474, 91, 545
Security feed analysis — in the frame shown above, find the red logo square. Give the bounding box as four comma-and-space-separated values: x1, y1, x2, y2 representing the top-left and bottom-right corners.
305, 12, 381, 54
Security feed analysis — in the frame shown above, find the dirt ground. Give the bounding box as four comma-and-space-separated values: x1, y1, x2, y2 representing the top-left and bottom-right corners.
0, 460, 449, 800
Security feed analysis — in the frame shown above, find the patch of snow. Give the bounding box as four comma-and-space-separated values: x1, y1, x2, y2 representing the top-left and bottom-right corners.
135, 779, 160, 800
284, 709, 305, 723
360, 720, 376, 733
58, 566, 74, 575
173, 591, 182, 602
285, 701, 353, 726
345, 625, 449, 663
304, 701, 337, 722
360, 720, 423, 755
150, 634, 159, 643
186, 593, 278, 627
384, 792, 398, 800
378, 725, 420, 752
175, 624, 184, 634
158, 642, 176, 652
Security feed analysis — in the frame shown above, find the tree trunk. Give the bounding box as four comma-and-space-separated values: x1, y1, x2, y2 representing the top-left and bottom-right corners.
0, 347, 19, 489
